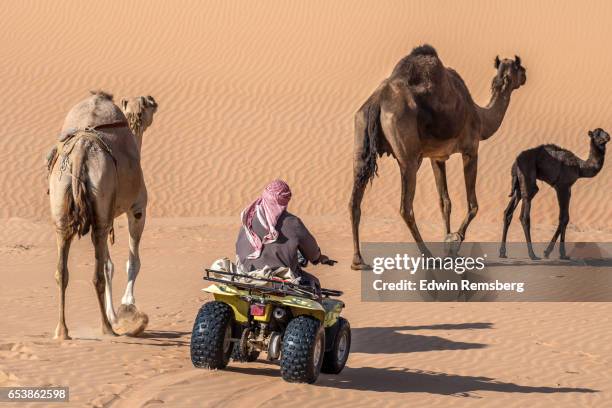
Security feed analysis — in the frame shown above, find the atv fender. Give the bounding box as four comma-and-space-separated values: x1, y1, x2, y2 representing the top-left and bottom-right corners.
203, 284, 249, 323
322, 298, 345, 327
278, 296, 325, 323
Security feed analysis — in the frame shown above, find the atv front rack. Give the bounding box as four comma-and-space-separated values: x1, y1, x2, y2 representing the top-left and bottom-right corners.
203, 268, 343, 300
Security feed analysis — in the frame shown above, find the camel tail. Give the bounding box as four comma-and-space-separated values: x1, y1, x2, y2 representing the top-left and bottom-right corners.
357, 100, 382, 186
66, 141, 96, 238
509, 163, 519, 197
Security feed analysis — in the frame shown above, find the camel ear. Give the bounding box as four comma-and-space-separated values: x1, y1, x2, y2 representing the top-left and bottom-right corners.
120, 98, 128, 111
145, 95, 158, 108
515, 55, 521, 66
588, 130, 594, 138
495, 56, 501, 69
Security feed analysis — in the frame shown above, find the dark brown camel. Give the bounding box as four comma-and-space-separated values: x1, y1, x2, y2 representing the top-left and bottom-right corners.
350, 45, 526, 269
499, 128, 609, 260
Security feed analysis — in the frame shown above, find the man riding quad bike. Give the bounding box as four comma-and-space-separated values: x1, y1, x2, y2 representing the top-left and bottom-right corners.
190, 180, 350, 383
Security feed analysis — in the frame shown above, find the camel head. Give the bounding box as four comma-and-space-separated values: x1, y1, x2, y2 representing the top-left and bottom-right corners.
493, 55, 526, 93
588, 128, 610, 148
120, 95, 158, 135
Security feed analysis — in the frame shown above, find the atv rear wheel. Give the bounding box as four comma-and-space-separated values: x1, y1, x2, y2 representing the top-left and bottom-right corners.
280, 315, 325, 383
231, 327, 260, 362
190, 301, 234, 369
322, 317, 351, 374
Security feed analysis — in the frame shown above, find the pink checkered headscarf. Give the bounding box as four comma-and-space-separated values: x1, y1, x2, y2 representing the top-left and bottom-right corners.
240, 180, 292, 259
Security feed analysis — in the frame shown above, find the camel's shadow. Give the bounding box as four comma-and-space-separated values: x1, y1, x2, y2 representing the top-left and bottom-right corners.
226, 365, 596, 395
487, 257, 612, 267
112, 330, 191, 347
317, 366, 597, 395
140, 330, 191, 339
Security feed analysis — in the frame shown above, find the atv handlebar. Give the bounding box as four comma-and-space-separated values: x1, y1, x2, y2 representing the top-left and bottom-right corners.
298, 251, 336, 267
319, 255, 337, 266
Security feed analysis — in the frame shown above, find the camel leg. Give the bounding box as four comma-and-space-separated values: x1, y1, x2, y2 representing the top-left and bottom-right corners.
514, 159, 539, 260
499, 193, 520, 258
378, 102, 429, 256
399, 162, 431, 257
92, 228, 116, 335
349, 176, 369, 270
104, 256, 117, 324
455, 153, 479, 244
557, 187, 571, 260
544, 226, 561, 259
54, 232, 73, 340
543, 187, 566, 258
350, 109, 372, 270
431, 159, 451, 236
519, 197, 539, 260
122, 208, 145, 306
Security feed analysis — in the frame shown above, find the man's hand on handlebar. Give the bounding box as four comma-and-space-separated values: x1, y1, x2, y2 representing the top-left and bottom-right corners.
318, 254, 337, 266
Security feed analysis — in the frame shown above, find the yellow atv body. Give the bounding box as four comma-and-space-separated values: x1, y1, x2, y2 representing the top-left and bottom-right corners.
190, 270, 350, 383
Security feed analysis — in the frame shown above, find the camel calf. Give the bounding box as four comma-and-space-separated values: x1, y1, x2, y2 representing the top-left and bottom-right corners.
499, 128, 609, 260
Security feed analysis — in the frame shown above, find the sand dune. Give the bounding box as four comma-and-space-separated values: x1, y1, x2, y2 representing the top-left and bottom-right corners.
1, 0, 612, 407
1, 0, 611, 238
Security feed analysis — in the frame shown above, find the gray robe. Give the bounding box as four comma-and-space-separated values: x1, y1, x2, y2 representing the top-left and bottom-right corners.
236, 211, 321, 285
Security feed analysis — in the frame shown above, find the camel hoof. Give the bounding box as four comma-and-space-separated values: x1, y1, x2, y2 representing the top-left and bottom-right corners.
560, 255, 570, 261
351, 262, 372, 271
114, 304, 149, 336
444, 233, 462, 256
102, 325, 118, 336
54, 325, 71, 340
529, 255, 541, 261
444, 232, 462, 243
53, 333, 71, 341
499, 253, 507, 259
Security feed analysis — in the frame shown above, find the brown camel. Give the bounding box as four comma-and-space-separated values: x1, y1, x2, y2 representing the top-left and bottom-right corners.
349, 45, 526, 269
48, 91, 158, 339
499, 128, 609, 260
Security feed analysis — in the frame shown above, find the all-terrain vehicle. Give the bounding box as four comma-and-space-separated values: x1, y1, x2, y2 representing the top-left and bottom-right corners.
190, 268, 351, 383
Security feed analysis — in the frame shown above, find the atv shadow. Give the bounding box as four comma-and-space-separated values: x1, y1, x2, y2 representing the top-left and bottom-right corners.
317, 366, 597, 395
351, 323, 491, 354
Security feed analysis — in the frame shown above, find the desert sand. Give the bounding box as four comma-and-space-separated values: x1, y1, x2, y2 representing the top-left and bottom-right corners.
1, 0, 611, 407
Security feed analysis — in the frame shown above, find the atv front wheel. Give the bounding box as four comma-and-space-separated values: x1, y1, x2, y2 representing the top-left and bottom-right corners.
190, 301, 234, 369
280, 315, 325, 383
322, 317, 351, 374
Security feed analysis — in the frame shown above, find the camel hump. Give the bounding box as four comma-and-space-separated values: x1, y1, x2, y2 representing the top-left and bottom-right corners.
89, 89, 113, 100
62, 91, 126, 131
410, 44, 438, 58
391, 44, 444, 96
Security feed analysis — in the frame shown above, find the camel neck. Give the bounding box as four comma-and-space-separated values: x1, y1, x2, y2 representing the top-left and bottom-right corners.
579, 140, 606, 178
133, 130, 143, 152
126, 113, 144, 151
477, 87, 512, 141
